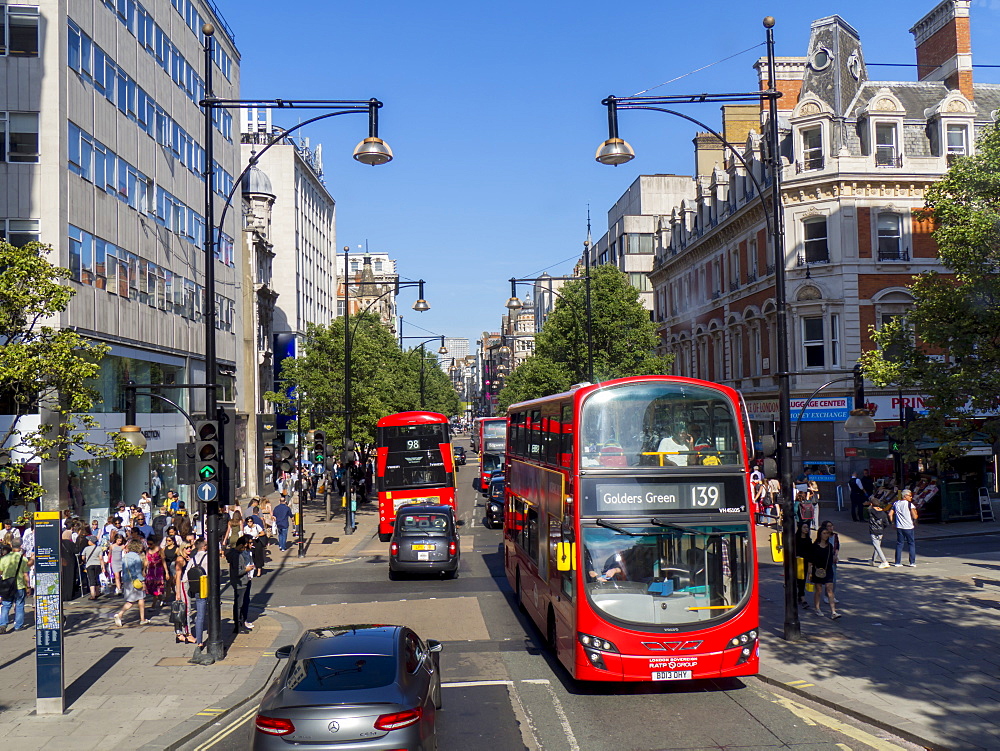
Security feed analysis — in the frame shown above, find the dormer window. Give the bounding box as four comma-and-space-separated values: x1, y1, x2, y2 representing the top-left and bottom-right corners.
946, 123, 968, 159
801, 127, 823, 171
875, 123, 899, 167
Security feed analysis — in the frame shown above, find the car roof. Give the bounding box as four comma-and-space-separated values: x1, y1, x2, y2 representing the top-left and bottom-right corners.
294, 624, 403, 660
396, 504, 454, 515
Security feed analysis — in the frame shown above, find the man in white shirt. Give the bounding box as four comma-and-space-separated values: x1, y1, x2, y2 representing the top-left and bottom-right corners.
890, 489, 918, 567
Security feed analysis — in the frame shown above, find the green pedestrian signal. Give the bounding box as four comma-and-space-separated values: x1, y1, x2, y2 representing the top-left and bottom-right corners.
312, 430, 327, 466
194, 419, 220, 496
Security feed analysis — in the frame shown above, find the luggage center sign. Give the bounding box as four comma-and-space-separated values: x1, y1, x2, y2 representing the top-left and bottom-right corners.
747, 398, 849, 422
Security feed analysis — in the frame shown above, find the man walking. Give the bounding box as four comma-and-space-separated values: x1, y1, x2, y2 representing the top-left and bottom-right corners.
225, 535, 254, 634
890, 489, 918, 567
0, 539, 31, 632
272, 497, 293, 552
848, 472, 869, 522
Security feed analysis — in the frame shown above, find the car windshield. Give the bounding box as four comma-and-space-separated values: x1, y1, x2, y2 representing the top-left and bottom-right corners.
582, 524, 751, 629
397, 512, 451, 535
286, 655, 396, 692
580, 381, 743, 468
489, 481, 505, 500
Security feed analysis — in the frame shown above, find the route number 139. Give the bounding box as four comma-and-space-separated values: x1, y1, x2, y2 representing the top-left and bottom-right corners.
692, 486, 720, 506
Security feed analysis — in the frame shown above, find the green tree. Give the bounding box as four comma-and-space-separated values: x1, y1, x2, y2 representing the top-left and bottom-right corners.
0, 240, 140, 510
266, 314, 459, 456
861, 124, 1000, 461
497, 264, 672, 407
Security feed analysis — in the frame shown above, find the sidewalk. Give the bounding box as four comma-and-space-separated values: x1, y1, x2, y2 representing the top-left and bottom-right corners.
0, 495, 382, 751
756, 509, 1000, 750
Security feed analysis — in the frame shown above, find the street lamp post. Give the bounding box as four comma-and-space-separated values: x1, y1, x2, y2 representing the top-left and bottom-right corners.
507, 273, 593, 383
199, 23, 392, 660
400, 336, 448, 409
593, 18, 804, 639
340, 251, 429, 532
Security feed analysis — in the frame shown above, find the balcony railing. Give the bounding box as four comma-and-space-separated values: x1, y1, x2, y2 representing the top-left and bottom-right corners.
875, 152, 904, 168
795, 156, 825, 173
877, 248, 910, 262
765, 263, 775, 276
797, 254, 831, 267
729, 280, 740, 293
745, 271, 758, 283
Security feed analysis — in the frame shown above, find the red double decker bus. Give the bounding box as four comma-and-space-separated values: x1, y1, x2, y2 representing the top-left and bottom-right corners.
473, 417, 507, 493
375, 411, 457, 542
504, 376, 758, 682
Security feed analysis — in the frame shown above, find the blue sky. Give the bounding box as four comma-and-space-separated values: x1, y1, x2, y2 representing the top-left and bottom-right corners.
229, 0, 1000, 350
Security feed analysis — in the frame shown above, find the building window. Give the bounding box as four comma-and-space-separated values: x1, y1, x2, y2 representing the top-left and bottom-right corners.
801, 127, 823, 170
946, 124, 968, 161
2, 5, 40, 57
830, 313, 840, 367
802, 217, 829, 263
875, 123, 899, 167
802, 316, 825, 367
877, 213, 906, 261
0, 218, 40, 246
0, 111, 39, 163
627, 234, 654, 254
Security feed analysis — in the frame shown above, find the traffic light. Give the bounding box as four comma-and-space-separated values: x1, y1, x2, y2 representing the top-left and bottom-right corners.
279, 443, 295, 473
759, 434, 778, 479
312, 430, 327, 465
194, 420, 220, 501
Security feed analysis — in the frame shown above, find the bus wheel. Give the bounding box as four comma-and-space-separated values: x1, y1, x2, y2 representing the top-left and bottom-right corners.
546, 609, 557, 654
378, 532, 391, 543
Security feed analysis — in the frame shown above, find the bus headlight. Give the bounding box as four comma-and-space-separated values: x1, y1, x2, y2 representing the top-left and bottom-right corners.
577, 632, 618, 653
724, 628, 758, 665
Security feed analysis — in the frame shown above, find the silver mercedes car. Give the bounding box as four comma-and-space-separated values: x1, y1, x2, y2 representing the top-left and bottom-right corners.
252, 624, 442, 751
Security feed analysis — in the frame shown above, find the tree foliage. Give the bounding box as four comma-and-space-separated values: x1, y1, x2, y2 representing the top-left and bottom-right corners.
861, 124, 1000, 461
266, 313, 458, 456
0, 240, 140, 507
497, 264, 672, 409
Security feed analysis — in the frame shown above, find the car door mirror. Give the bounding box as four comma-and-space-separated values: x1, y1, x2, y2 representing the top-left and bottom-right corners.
275, 644, 293, 659
426, 639, 443, 653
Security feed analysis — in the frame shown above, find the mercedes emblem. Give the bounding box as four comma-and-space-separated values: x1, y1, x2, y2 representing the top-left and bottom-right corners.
328, 720, 340, 733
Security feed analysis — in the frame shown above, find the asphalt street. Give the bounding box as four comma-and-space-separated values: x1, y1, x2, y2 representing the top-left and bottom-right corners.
182, 438, 921, 751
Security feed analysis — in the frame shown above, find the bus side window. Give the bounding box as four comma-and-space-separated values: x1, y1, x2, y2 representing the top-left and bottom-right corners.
560, 404, 573, 466
526, 506, 539, 565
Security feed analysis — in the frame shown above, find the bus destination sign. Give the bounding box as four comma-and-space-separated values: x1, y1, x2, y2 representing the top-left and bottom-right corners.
590, 481, 741, 514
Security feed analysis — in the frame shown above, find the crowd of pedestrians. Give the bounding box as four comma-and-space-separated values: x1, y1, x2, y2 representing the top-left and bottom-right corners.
0, 488, 304, 643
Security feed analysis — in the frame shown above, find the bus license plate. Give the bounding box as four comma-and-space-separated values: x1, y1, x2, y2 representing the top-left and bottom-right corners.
652, 670, 692, 681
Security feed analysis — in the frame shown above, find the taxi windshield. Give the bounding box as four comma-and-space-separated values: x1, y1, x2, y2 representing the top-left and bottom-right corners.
582, 524, 751, 628
397, 512, 451, 535
580, 381, 743, 468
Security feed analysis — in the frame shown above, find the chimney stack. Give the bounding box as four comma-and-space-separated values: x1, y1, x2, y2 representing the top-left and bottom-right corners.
910, 0, 973, 100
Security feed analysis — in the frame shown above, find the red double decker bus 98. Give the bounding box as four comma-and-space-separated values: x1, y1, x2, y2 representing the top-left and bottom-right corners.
504, 376, 758, 683
375, 411, 457, 543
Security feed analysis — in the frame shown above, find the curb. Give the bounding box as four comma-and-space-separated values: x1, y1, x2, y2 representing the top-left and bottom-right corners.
141, 606, 304, 751
755, 662, 952, 751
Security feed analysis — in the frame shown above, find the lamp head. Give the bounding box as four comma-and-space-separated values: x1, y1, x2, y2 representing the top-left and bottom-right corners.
412, 298, 430, 313
119, 424, 147, 452
843, 409, 877, 435
506, 296, 523, 311
498, 345, 512, 356
353, 137, 393, 166
438, 345, 448, 355
595, 137, 635, 166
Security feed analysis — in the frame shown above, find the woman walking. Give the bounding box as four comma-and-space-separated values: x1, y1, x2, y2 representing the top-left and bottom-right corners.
226, 510, 243, 549
144, 536, 167, 608
108, 531, 126, 595
261, 499, 275, 540
793, 522, 813, 609
868, 500, 890, 568
172, 543, 196, 643
162, 534, 179, 601
244, 515, 267, 576
114, 541, 148, 627
810, 527, 840, 619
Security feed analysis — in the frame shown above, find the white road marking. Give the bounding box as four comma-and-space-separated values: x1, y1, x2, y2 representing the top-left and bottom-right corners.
542, 679, 581, 751
770, 694, 907, 750
442, 679, 513, 688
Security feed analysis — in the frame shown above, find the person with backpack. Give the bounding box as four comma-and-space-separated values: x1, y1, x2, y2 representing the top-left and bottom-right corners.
0, 539, 31, 632
183, 539, 209, 646
794, 491, 816, 529
867, 499, 891, 568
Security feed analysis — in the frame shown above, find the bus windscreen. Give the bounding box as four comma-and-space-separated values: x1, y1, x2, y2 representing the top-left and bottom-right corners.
381, 424, 449, 489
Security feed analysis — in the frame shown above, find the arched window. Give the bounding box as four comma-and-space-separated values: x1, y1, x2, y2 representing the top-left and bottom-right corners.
877, 213, 905, 261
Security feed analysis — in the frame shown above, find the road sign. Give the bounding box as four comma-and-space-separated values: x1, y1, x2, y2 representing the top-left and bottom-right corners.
197, 481, 218, 502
